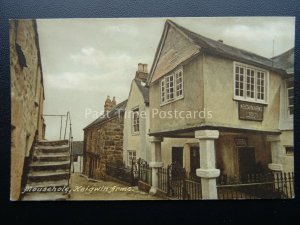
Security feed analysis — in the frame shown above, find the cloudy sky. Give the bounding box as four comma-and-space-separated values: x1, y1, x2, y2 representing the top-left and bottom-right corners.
37, 17, 295, 141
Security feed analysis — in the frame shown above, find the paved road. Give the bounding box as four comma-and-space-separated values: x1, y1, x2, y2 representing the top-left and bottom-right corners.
69, 173, 163, 200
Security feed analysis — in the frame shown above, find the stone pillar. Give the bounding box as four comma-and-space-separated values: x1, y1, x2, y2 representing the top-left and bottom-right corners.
195, 130, 220, 200
266, 135, 283, 172
149, 136, 163, 195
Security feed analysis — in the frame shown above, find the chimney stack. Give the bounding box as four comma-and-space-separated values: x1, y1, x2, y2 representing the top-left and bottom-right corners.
135, 63, 148, 82
104, 95, 116, 113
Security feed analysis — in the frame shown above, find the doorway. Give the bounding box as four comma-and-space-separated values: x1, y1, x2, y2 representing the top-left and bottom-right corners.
190, 147, 200, 178
238, 147, 256, 181
172, 147, 183, 167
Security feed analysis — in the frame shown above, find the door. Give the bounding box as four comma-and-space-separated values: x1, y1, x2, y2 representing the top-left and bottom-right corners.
190, 147, 200, 178
238, 147, 256, 181
172, 147, 183, 167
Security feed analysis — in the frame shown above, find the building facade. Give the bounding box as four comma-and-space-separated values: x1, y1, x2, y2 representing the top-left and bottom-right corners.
123, 63, 198, 170
10, 20, 46, 200
147, 20, 294, 198
83, 97, 127, 179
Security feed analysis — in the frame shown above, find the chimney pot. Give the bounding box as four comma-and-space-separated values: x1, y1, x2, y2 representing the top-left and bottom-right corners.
138, 63, 143, 72
143, 64, 148, 73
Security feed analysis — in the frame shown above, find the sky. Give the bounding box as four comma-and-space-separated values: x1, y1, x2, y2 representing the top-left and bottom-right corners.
37, 17, 295, 141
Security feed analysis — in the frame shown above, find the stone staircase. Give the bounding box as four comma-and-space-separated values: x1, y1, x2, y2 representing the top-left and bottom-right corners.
22, 140, 71, 201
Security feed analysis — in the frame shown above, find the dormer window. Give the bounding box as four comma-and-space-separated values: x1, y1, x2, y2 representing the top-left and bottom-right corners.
160, 68, 184, 105
234, 62, 268, 104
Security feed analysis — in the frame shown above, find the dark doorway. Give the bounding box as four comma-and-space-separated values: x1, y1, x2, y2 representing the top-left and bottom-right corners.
172, 147, 183, 167
238, 147, 256, 181
190, 147, 200, 178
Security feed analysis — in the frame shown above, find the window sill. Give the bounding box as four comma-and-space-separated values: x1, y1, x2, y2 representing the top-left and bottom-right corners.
233, 97, 268, 105
160, 95, 184, 107
131, 132, 140, 136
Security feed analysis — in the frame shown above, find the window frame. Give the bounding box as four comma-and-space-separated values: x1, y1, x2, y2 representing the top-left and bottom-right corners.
160, 68, 184, 106
127, 150, 137, 166
233, 62, 269, 104
286, 78, 294, 118
131, 107, 140, 134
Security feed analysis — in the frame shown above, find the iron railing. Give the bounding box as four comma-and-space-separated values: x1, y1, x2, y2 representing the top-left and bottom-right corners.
217, 172, 295, 199
43, 112, 73, 186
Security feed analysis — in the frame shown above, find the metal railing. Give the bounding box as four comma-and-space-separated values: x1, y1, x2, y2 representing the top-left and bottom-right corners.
43, 112, 73, 186
217, 172, 295, 199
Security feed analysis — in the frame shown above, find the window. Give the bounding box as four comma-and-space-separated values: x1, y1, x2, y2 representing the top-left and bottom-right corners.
287, 78, 294, 116
285, 147, 294, 156
234, 62, 268, 103
132, 108, 139, 133
175, 70, 183, 97
160, 68, 184, 105
128, 150, 136, 165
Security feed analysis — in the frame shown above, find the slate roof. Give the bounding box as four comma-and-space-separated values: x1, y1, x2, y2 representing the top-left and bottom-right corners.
169, 20, 288, 70
271, 48, 294, 74
83, 99, 128, 130
134, 78, 149, 103
149, 20, 289, 82
72, 141, 83, 155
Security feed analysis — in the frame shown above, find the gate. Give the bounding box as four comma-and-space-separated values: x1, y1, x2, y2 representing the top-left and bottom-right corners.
157, 162, 202, 200
167, 162, 188, 199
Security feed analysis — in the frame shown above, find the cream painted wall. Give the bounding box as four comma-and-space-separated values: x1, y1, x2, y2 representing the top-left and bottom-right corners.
203, 53, 282, 131
123, 81, 150, 166
149, 56, 204, 133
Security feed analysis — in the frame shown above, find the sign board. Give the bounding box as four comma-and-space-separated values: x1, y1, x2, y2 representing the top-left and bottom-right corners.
234, 137, 248, 146
238, 102, 264, 121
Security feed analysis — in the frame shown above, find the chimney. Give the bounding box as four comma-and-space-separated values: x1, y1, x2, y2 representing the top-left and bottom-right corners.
104, 95, 113, 113
135, 63, 148, 82
218, 39, 223, 43
112, 96, 116, 107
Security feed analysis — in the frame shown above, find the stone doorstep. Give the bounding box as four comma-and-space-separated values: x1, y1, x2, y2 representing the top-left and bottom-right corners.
29, 163, 70, 172
28, 170, 70, 177
33, 154, 70, 162
30, 160, 70, 167
38, 140, 69, 147
36, 145, 69, 153
28, 171, 70, 182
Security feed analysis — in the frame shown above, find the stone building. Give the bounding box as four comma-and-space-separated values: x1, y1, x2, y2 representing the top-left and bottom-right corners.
146, 20, 294, 198
10, 20, 46, 200
83, 97, 127, 179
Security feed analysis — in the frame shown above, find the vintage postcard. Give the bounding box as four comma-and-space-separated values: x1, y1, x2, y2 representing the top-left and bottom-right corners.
10, 17, 295, 200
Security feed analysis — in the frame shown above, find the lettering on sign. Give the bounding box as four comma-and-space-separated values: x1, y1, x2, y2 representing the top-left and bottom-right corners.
238, 102, 264, 121
234, 138, 248, 146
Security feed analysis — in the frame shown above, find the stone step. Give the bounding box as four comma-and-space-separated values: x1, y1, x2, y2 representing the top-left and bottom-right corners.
22, 192, 69, 201
33, 153, 70, 162
28, 171, 70, 182
38, 139, 69, 147
26, 179, 69, 188
30, 161, 70, 171
35, 145, 69, 154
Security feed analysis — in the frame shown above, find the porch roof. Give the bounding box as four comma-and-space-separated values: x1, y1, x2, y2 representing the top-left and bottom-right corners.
148, 123, 281, 138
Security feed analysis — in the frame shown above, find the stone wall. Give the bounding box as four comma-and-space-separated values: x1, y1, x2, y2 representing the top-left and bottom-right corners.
10, 20, 45, 200
83, 115, 124, 179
